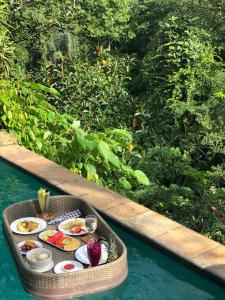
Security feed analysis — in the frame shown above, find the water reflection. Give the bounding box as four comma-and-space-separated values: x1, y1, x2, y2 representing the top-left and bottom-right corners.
0, 159, 225, 300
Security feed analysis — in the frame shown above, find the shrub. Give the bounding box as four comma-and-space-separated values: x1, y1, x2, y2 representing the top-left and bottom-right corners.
0, 79, 149, 191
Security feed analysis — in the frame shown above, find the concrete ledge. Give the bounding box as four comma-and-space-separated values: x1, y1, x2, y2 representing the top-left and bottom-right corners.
0, 131, 17, 146
1, 132, 225, 286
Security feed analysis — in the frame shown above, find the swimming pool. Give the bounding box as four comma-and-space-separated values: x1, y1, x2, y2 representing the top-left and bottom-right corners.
1, 158, 225, 300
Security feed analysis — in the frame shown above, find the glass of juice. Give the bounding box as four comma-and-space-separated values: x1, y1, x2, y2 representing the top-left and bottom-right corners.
37, 188, 52, 221
87, 239, 101, 267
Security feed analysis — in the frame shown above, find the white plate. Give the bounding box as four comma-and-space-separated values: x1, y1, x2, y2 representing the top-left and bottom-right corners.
18, 240, 43, 255
54, 260, 84, 274
10, 217, 47, 235
26, 260, 54, 273
58, 218, 87, 236
75, 244, 108, 265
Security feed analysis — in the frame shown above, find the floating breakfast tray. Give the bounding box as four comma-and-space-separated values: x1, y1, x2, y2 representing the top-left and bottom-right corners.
2, 196, 128, 299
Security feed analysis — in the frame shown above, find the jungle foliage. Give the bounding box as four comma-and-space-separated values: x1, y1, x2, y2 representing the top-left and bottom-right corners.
0, 0, 225, 243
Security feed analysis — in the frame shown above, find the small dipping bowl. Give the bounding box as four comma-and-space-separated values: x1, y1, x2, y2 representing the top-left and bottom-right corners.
63, 262, 77, 273
26, 248, 53, 270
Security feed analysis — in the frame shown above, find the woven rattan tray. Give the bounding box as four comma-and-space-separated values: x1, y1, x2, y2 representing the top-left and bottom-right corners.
2, 196, 128, 299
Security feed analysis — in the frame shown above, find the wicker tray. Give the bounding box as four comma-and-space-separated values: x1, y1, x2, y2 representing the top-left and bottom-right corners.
2, 196, 128, 299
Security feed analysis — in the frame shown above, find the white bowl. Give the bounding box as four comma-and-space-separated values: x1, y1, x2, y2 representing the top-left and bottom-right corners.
26, 248, 53, 270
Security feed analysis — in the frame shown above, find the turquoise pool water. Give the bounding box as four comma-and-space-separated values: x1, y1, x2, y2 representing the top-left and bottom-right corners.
1, 158, 225, 300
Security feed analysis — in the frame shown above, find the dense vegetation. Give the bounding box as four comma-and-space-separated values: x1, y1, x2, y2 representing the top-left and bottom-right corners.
0, 0, 224, 243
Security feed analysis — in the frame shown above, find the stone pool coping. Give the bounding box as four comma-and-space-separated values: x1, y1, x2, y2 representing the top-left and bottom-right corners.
1, 131, 225, 286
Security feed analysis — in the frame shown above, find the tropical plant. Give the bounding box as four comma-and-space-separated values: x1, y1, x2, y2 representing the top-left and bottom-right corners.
140, 16, 225, 157
0, 0, 14, 78
0, 79, 149, 190
40, 47, 135, 130
127, 7, 225, 244
74, 0, 135, 46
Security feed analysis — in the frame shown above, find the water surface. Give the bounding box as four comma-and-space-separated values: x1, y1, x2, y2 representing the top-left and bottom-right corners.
0, 159, 225, 300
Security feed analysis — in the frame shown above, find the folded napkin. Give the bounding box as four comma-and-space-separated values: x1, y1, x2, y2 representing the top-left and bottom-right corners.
48, 209, 82, 225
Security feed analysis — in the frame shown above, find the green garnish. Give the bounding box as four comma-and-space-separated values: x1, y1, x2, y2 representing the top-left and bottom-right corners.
48, 230, 56, 236
62, 238, 71, 245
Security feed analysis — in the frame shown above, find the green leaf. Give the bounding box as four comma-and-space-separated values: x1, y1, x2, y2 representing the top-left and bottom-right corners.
97, 141, 110, 163
31, 83, 59, 95
84, 163, 97, 181
119, 178, 132, 191
85, 140, 97, 151
29, 130, 36, 141
71, 120, 80, 129
134, 170, 150, 186
36, 139, 42, 149
75, 131, 87, 150
107, 151, 121, 168
111, 129, 132, 140
121, 164, 134, 175
43, 131, 51, 140
97, 141, 121, 168
33, 93, 46, 101
1, 115, 7, 125
7, 111, 12, 120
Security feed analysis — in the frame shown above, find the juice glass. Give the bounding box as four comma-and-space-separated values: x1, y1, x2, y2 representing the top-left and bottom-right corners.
87, 239, 101, 267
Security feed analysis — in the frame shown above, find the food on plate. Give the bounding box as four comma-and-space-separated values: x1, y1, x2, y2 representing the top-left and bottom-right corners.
62, 219, 85, 229
39, 230, 81, 251
62, 219, 86, 234
19, 240, 39, 252
39, 230, 57, 241
28, 252, 49, 262
71, 226, 82, 234
17, 220, 38, 232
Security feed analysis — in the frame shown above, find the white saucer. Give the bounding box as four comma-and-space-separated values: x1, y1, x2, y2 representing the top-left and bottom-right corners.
54, 260, 84, 274
75, 244, 108, 265
26, 260, 54, 273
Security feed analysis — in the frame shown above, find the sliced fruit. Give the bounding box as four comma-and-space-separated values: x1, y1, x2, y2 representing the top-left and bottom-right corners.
39, 230, 57, 241
62, 238, 72, 245
64, 239, 81, 251
47, 231, 64, 243
55, 236, 66, 247
47, 230, 56, 237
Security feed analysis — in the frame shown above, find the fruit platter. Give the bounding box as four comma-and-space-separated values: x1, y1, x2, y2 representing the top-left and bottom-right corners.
39, 230, 81, 251
3, 195, 127, 300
